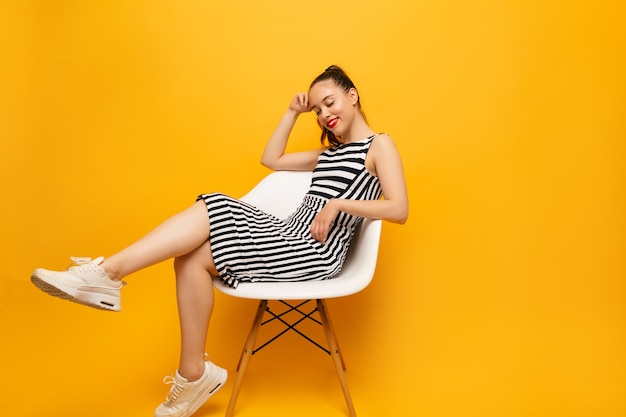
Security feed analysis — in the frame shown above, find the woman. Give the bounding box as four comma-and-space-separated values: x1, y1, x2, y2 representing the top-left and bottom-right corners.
31, 65, 408, 417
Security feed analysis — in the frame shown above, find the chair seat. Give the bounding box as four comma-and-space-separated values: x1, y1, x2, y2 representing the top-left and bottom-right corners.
213, 271, 369, 301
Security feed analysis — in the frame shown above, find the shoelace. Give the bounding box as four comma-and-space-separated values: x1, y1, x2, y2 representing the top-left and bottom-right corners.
162, 353, 211, 403
66, 256, 128, 286
163, 375, 186, 403
67, 256, 104, 272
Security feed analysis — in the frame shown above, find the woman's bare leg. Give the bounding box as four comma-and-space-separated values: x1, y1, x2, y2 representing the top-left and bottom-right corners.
173, 240, 217, 380
100, 201, 216, 281
97, 200, 218, 380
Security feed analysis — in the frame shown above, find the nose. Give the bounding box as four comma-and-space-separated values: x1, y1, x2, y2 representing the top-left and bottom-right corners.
319, 107, 331, 120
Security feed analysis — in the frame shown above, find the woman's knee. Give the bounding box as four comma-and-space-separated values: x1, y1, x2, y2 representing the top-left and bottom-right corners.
174, 240, 218, 276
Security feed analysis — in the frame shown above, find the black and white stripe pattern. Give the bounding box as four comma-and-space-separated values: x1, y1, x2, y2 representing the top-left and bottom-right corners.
198, 134, 383, 289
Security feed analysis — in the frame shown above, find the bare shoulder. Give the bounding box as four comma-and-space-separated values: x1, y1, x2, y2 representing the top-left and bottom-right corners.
370, 133, 402, 159
373, 132, 392, 142
367, 133, 403, 176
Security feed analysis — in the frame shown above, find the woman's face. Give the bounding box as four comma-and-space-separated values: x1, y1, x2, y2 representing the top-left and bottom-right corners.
309, 80, 358, 137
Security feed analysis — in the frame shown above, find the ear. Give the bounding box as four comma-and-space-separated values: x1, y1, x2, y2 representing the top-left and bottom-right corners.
348, 87, 359, 105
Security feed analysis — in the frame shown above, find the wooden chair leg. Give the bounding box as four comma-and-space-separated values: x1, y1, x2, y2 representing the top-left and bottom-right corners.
319, 300, 347, 371
317, 299, 357, 417
225, 300, 267, 417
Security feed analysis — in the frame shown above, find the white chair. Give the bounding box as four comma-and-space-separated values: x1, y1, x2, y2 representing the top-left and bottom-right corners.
213, 170, 383, 417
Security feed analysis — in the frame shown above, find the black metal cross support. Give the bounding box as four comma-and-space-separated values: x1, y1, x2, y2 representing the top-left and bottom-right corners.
252, 299, 331, 355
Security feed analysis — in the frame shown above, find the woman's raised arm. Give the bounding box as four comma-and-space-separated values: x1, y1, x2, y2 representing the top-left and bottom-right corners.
260, 93, 325, 171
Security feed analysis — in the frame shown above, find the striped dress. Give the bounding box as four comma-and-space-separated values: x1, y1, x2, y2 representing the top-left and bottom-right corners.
197, 134, 383, 289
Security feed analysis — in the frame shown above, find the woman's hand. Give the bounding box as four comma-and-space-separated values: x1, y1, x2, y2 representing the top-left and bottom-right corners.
289, 93, 311, 114
310, 200, 340, 244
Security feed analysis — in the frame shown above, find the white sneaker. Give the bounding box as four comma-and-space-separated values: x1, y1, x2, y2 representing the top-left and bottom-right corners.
31, 256, 125, 311
155, 356, 228, 417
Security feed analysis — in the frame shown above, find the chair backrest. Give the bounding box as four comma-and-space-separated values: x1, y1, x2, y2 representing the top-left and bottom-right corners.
214, 170, 382, 299
240, 171, 312, 218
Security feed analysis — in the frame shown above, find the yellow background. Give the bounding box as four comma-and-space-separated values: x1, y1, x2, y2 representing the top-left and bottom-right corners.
1, 1, 624, 416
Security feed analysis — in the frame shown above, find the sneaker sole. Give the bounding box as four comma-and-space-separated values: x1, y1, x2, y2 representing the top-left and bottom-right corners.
180, 367, 228, 417
31, 273, 121, 312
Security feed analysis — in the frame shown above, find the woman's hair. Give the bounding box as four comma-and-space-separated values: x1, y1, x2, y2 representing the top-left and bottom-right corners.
310, 65, 367, 147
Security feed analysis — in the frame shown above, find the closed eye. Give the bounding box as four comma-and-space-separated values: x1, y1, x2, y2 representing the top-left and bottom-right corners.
313, 101, 334, 117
